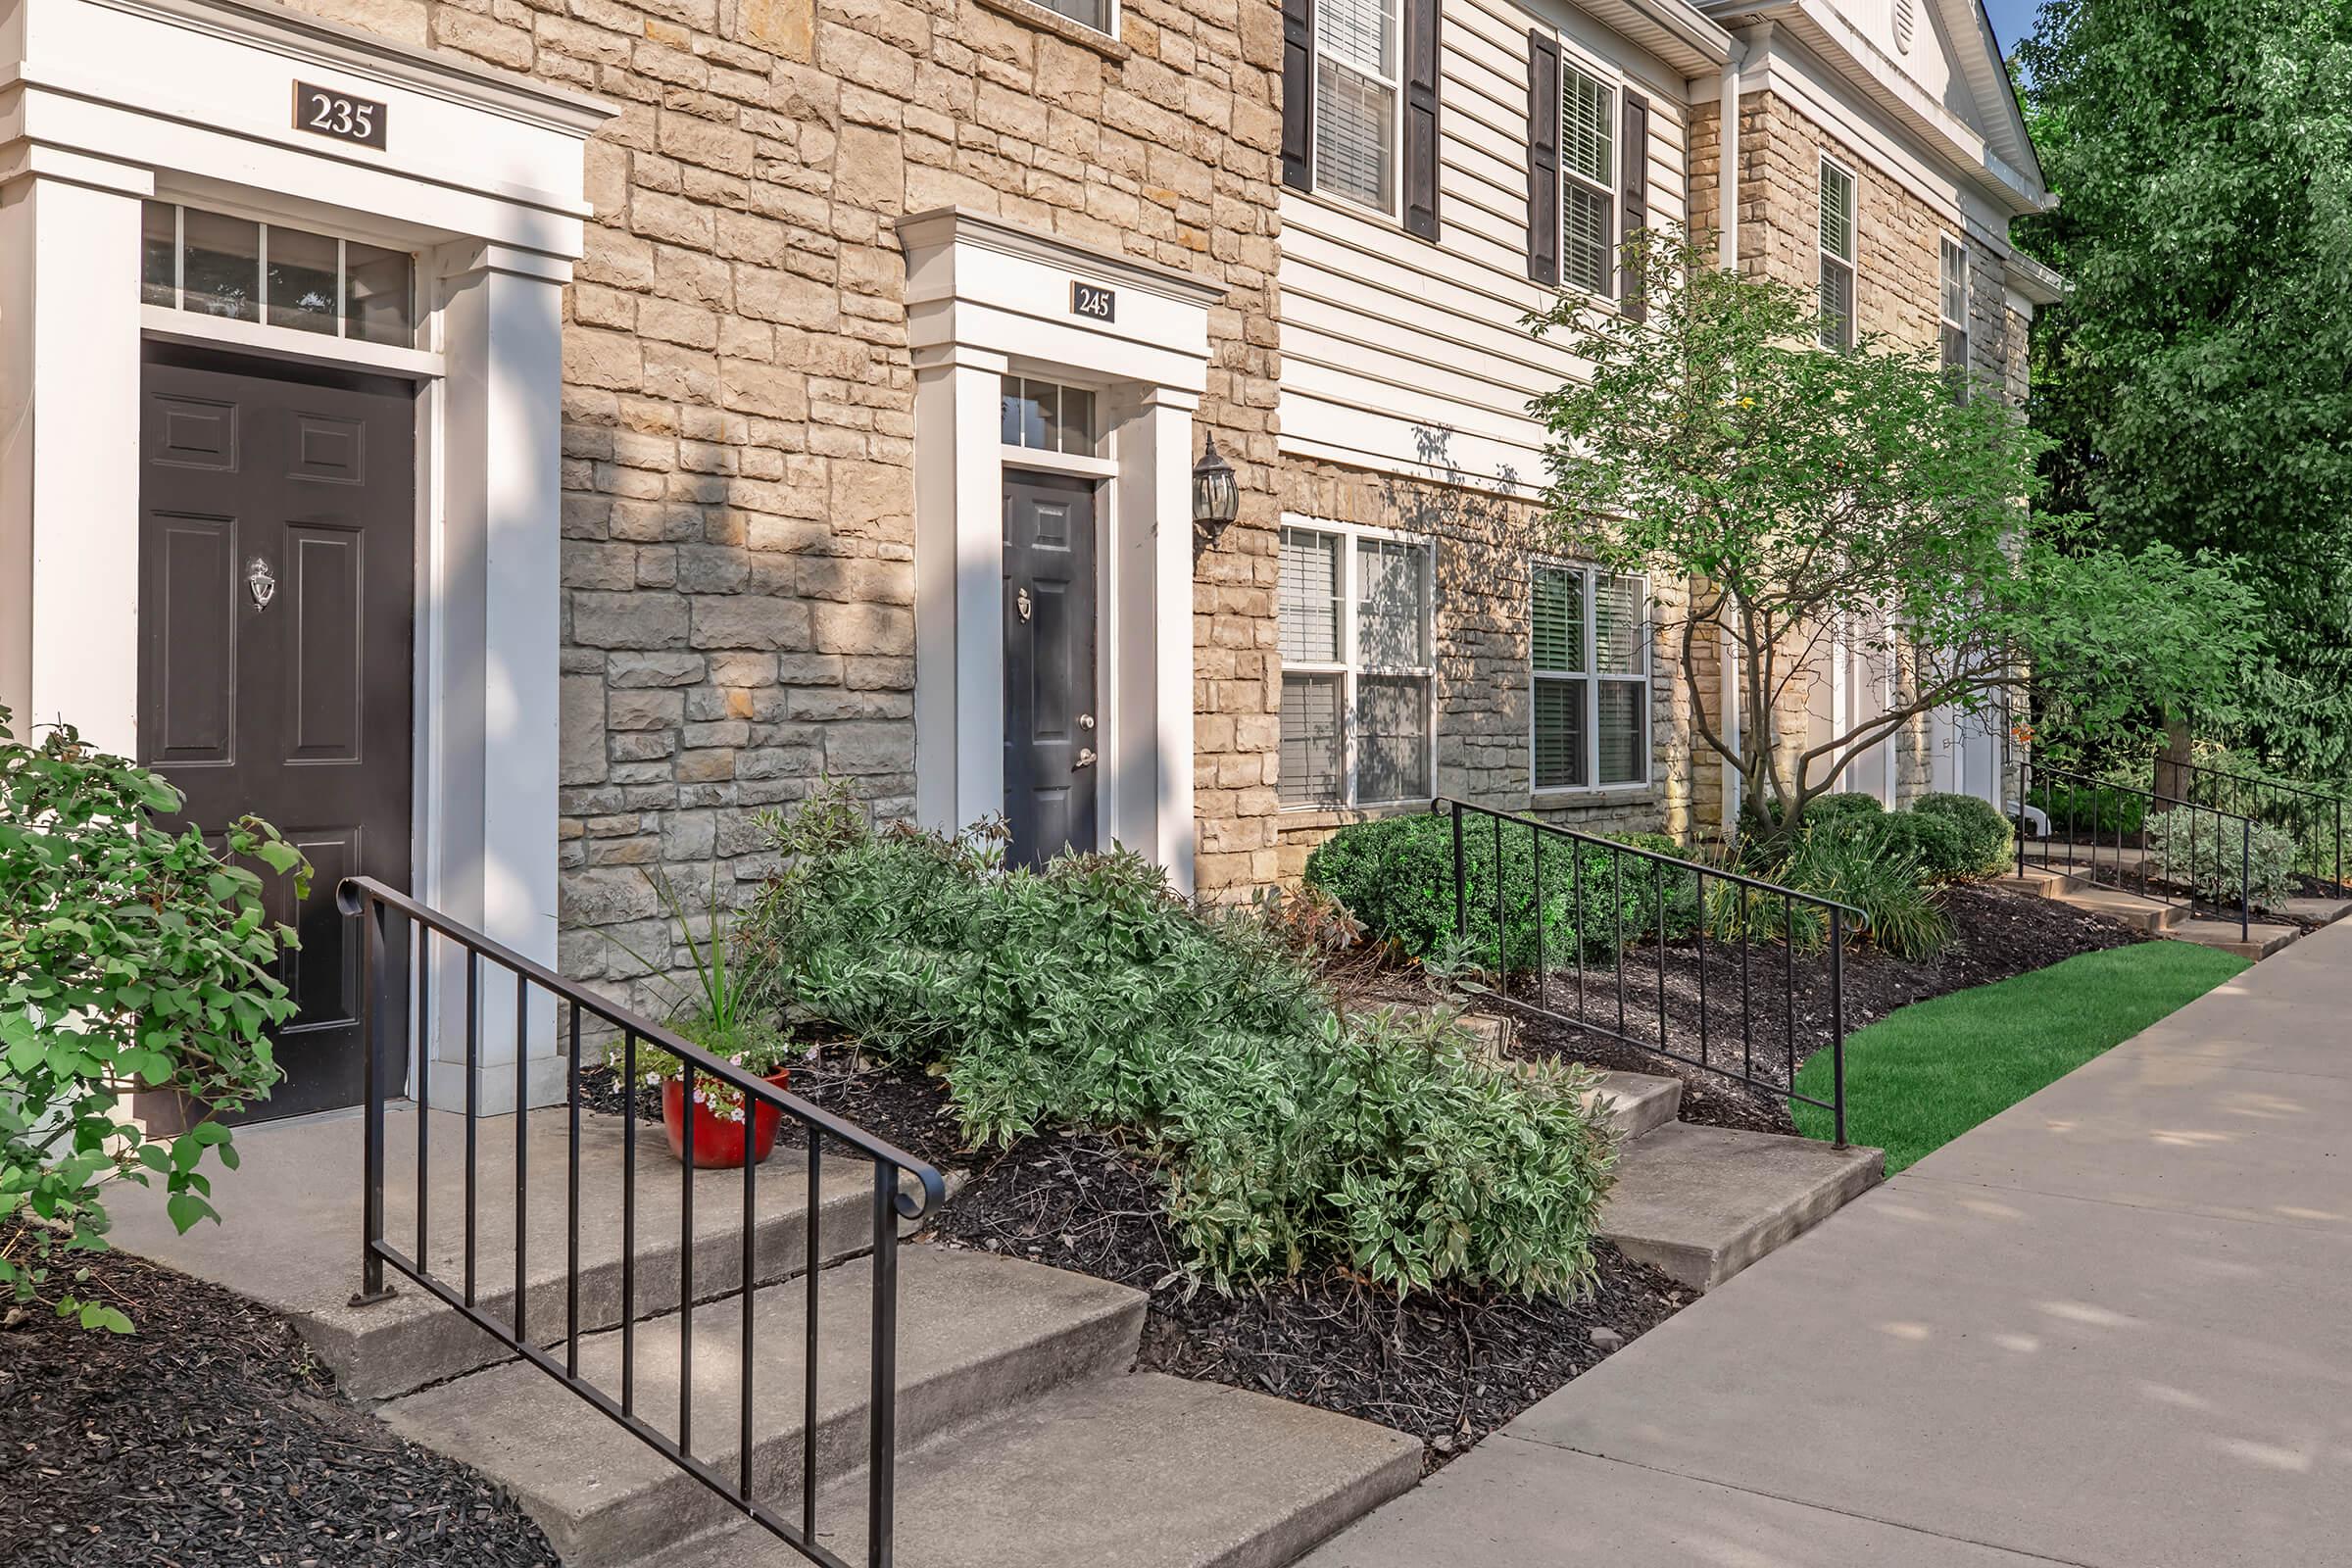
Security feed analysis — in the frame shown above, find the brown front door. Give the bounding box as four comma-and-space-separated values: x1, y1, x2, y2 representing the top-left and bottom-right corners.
137, 341, 416, 1120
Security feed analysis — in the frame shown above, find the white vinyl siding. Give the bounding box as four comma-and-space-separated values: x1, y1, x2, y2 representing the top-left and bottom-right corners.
1279, 10, 1689, 495
1560, 62, 1615, 297
1817, 158, 1856, 351
1532, 564, 1649, 790
1280, 521, 1434, 807
1312, 0, 1399, 215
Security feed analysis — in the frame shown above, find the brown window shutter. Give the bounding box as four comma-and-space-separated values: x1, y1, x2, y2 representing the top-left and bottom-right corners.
1283, 0, 1314, 192
1402, 0, 1442, 240
1526, 30, 1560, 284
1619, 90, 1649, 318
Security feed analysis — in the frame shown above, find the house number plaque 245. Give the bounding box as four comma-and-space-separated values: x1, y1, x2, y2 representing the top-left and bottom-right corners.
292, 81, 389, 150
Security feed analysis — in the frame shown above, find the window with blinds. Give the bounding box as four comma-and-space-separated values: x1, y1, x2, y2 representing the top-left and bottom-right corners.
1938, 235, 1970, 396
1532, 564, 1650, 791
1279, 523, 1434, 807
1560, 63, 1616, 296
1312, 0, 1398, 214
1817, 159, 1856, 351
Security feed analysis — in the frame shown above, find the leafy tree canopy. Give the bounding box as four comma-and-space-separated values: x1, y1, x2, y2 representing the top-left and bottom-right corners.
1527, 236, 2260, 830
2016, 0, 2352, 777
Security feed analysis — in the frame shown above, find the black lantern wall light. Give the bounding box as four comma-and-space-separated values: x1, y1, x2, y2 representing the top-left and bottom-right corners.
1191, 434, 1240, 547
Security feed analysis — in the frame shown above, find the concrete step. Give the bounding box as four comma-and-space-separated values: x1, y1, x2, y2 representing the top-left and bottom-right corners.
645, 1372, 1424, 1568
1579, 1070, 1682, 1141
2048, 882, 2184, 933
2171, 920, 2303, 961
98, 1102, 895, 1401
378, 1244, 1145, 1567
2283, 895, 2352, 926
1997, 868, 2088, 898
1595, 1123, 1883, 1292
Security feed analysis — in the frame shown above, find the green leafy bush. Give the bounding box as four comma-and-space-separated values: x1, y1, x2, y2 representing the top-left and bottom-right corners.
1301, 811, 1698, 973
1879, 810, 1969, 881
1913, 793, 2017, 877
739, 788, 1617, 1298
2028, 782, 2146, 837
1, 712, 308, 1332
2144, 810, 2300, 906
1754, 814, 1950, 959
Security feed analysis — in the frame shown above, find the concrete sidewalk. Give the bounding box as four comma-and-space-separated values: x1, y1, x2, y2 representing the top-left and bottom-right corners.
1302, 922, 2352, 1568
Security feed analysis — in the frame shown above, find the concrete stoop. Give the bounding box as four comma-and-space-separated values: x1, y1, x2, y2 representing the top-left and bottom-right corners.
1594, 1114, 1885, 1292
376, 1239, 1419, 1568
1997, 871, 2307, 961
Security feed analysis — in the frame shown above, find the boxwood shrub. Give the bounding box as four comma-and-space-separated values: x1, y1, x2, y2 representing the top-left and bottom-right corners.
1912, 792, 2015, 877
1300, 810, 1698, 972
738, 788, 1617, 1298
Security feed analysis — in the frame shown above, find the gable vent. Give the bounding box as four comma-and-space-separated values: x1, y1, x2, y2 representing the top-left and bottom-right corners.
1893, 0, 1915, 53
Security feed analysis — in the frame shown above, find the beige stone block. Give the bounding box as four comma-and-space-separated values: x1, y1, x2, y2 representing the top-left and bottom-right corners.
691, 596, 813, 651
811, 600, 911, 656
433, 8, 533, 68
734, 265, 839, 329
740, 0, 815, 62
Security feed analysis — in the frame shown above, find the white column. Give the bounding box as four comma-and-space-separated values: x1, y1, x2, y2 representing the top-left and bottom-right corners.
910, 343, 1008, 835
0, 155, 150, 749
427, 243, 565, 1112
1143, 389, 1198, 893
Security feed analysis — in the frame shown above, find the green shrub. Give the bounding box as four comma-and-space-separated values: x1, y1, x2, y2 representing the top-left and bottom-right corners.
1301, 811, 1700, 974
2028, 782, 2146, 837
1879, 810, 1970, 881
1, 711, 308, 1333
2143, 810, 2300, 905
740, 788, 1617, 1298
1913, 793, 2016, 877
1755, 815, 1950, 959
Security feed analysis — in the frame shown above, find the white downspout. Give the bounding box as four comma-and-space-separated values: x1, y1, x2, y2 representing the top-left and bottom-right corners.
1718, 36, 1746, 836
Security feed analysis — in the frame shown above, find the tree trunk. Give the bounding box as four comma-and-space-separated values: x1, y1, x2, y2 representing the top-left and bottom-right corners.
2152, 713, 2193, 809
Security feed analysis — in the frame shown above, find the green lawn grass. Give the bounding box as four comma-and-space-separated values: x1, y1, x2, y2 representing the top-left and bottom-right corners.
1789, 943, 2251, 1172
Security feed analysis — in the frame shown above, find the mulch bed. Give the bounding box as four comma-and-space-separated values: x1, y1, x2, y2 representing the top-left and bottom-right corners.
578, 1053, 1687, 1469
1474, 881, 2143, 1135
0, 1245, 556, 1568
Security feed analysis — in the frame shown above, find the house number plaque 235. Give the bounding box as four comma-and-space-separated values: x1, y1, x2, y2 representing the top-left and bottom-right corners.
292, 81, 389, 150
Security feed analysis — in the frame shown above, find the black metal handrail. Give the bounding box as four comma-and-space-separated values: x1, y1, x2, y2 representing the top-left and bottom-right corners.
1434, 800, 1865, 1147
2015, 758, 2255, 940
2163, 757, 2346, 897
338, 875, 946, 1568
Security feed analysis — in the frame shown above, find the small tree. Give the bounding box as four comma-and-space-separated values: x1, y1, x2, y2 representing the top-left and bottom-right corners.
1, 711, 307, 1331
1527, 236, 2260, 833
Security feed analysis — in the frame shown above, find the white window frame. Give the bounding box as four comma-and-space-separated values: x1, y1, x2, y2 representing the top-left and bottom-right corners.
1938, 233, 1970, 392
1279, 516, 1437, 809
1559, 54, 1619, 300
1309, 0, 1402, 219
1817, 155, 1857, 351
1529, 560, 1653, 793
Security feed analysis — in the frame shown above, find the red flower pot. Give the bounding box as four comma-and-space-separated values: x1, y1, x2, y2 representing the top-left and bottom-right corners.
662, 1067, 792, 1168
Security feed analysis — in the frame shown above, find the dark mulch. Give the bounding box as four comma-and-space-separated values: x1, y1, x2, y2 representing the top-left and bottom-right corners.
1501, 881, 2146, 1134
0, 1245, 556, 1568
577, 1053, 1686, 1469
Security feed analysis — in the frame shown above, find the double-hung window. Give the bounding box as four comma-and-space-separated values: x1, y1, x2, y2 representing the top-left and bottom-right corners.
1938, 235, 1970, 395
1817, 158, 1857, 351
1312, 0, 1399, 215
1531, 564, 1650, 790
1280, 524, 1434, 807
1560, 62, 1616, 296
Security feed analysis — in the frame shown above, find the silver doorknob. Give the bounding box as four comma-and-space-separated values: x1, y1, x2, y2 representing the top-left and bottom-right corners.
1078, 713, 1096, 730
1074, 748, 1097, 770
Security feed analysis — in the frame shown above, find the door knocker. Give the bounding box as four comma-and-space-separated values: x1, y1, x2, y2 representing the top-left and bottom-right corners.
247, 557, 277, 611
1016, 586, 1032, 622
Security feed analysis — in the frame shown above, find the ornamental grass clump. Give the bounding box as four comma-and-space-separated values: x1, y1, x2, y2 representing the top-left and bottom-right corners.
736, 785, 1616, 1299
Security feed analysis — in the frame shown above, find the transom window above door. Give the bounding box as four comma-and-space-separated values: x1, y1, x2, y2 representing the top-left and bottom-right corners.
1532, 564, 1650, 790
140, 201, 414, 347
1001, 376, 1101, 457
1279, 522, 1434, 808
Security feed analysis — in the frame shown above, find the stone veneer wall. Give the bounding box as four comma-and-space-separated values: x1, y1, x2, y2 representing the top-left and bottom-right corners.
274, 0, 1287, 1007
1690, 89, 2035, 812
1270, 460, 1718, 882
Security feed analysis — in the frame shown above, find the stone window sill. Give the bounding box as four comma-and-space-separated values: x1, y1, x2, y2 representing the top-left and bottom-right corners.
1277, 800, 1433, 835
970, 0, 1132, 60
1529, 785, 1660, 811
